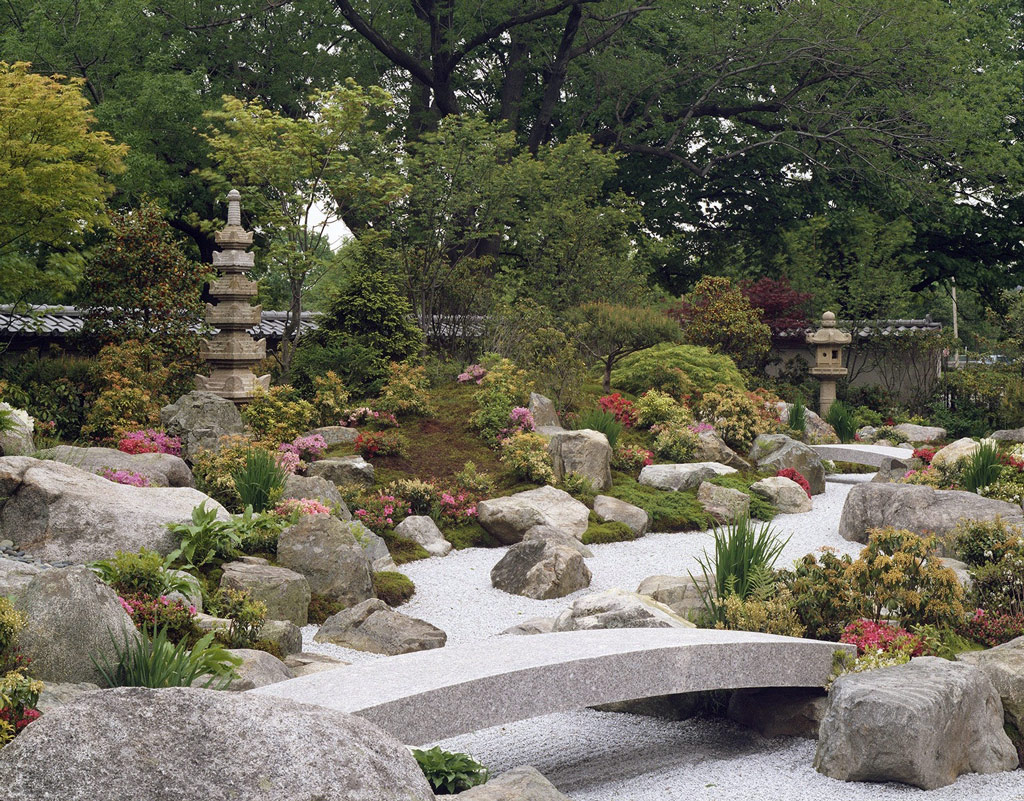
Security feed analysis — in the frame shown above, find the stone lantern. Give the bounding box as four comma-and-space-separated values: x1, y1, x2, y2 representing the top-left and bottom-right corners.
195, 189, 271, 403
806, 311, 851, 417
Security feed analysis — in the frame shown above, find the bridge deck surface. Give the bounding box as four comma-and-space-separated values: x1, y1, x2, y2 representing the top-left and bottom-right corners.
812, 443, 913, 467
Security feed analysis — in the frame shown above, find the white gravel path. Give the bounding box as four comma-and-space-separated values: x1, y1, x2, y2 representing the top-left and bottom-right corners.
301, 475, 1024, 799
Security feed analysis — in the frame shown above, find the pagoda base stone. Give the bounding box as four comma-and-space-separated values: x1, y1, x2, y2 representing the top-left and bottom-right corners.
196, 372, 271, 404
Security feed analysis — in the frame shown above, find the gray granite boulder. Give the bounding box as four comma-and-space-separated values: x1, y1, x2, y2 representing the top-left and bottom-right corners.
991, 427, 1024, 444
394, 515, 452, 557
593, 495, 648, 536
522, 526, 592, 557
0, 557, 42, 601
692, 431, 751, 471
306, 425, 359, 446
958, 635, 1024, 733
749, 434, 825, 495
0, 456, 228, 563
15, 566, 137, 684
750, 476, 812, 514
315, 598, 446, 655
856, 426, 878, 443
0, 687, 435, 801
281, 474, 350, 519
838, 482, 1024, 552
930, 437, 979, 469
226, 648, 295, 691
553, 588, 695, 631
545, 428, 612, 491
276, 515, 374, 605
893, 423, 947, 444
529, 393, 560, 428
0, 403, 33, 456
814, 657, 1018, 789
697, 481, 749, 523
348, 520, 396, 572
34, 682, 100, 714
284, 651, 349, 678
638, 462, 731, 492
635, 574, 706, 619
491, 537, 592, 600
501, 617, 557, 636
260, 619, 302, 656
456, 766, 571, 800
870, 456, 914, 483
727, 687, 827, 738
159, 391, 244, 461
220, 559, 311, 626
43, 445, 193, 487
477, 486, 589, 545
307, 455, 374, 486
775, 402, 838, 444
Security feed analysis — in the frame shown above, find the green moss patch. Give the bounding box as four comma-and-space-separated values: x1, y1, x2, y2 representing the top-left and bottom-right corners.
382, 532, 431, 564
373, 570, 416, 606
582, 520, 636, 545
308, 593, 345, 625
444, 520, 501, 550
607, 473, 711, 532
708, 473, 777, 521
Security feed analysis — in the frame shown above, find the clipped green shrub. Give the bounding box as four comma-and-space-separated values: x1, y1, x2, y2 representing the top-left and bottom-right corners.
242, 385, 317, 445
382, 532, 432, 564
308, 593, 345, 625
90, 548, 192, 597
612, 343, 745, 397
373, 571, 416, 606
444, 521, 500, 550
559, 471, 597, 506
582, 519, 636, 544
709, 474, 777, 521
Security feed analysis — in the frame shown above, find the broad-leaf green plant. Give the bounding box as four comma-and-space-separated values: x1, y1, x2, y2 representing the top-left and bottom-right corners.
166, 502, 241, 570
411, 746, 489, 795
89, 548, 192, 597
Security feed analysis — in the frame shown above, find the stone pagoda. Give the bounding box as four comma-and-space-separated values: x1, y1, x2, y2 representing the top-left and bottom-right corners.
806, 311, 852, 417
196, 189, 271, 403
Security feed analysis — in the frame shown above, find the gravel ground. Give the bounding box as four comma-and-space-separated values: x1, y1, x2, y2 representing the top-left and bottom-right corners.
301, 475, 1024, 799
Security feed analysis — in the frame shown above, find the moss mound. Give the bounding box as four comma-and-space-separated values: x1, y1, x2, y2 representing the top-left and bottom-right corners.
582, 520, 636, 545
373, 570, 416, 606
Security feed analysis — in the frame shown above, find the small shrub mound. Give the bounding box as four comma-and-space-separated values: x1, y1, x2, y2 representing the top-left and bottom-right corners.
612, 343, 745, 397
776, 468, 811, 498
581, 519, 636, 545
382, 533, 432, 564
373, 571, 416, 606
608, 474, 710, 532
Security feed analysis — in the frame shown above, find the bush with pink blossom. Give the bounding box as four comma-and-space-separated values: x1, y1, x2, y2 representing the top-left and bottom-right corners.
117, 429, 182, 456
99, 467, 151, 487
457, 364, 487, 384
274, 497, 332, 518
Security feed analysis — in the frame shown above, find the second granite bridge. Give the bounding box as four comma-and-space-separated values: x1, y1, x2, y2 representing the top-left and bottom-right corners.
252, 627, 853, 744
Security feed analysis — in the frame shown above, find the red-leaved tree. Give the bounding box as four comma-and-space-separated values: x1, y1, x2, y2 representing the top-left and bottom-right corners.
740, 277, 813, 335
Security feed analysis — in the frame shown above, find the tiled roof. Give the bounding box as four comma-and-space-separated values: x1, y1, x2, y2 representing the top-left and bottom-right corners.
773, 318, 942, 341
0, 306, 320, 340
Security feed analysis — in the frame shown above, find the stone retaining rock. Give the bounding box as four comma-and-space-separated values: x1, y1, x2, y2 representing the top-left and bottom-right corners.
991, 427, 1024, 444
693, 431, 751, 470
958, 635, 1024, 733
893, 423, 947, 444
35, 682, 100, 714
281, 474, 350, 519
226, 648, 295, 691
15, 566, 137, 684
0, 557, 42, 601
491, 537, 591, 600
545, 428, 612, 491
635, 574, 706, 619
0, 404, 33, 456
697, 481, 749, 523
42, 445, 193, 487
638, 463, 730, 492
522, 525, 592, 557
456, 766, 571, 800
870, 456, 914, 483
748, 434, 825, 495
306, 425, 359, 446
553, 588, 695, 631
477, 486, 589, 545
276, 515, 373, 605
930, 437, 980, 469
219, 559, 311, 626
315, 598, 446, 655
394, 515, 452, 557
750, 476, 812, 514
284, 651, 349, 677
838, 482, 1024, 552
593, 495, 648, 536
529, 393, 560, 428
501, 617, 557, 636
814, 657, 1018, 789
159, 391, 244, 461
0, 686, 435, 801
349, 520, 397, 572
0, 456, 228, 563
307, 455, 374, 486
260, 619, 303, 656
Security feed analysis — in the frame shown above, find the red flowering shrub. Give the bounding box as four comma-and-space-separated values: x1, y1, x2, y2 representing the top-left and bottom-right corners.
612, 444, 654, 472
777, 468, 811, 497
353, 493, 410, 531
598, 394, 637, 427
959, 608, 1024, 647
912, 447, 936, 464
999, 452, 1024, 472
840, 618, 924, 657
354, 430, 408, 458
117, 428, 182, 456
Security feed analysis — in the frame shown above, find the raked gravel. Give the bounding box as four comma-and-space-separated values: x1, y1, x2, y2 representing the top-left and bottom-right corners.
301, 475, 1024, 800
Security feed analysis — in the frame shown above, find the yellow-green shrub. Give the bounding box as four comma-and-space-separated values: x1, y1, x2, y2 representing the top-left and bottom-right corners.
243, 385, 317, 444
377, 362, 432, 417
499, 432, 554, 484
714, 590, 806, 637
694, 384, 776, 451
634, 390, 690, 429
311, 371, 350, 426
612, 343, 745, 397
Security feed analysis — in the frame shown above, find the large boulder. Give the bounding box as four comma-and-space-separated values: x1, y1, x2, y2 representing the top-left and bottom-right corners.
529, 393, 560, 428
394, 515, 452, 557
991, 427, 1024, 444
638, 462, 734, 492
814, 657, 1018, 789
0, 457, 228, 563
522, 525, 592, 557
219, 559, 311, 626
545, 428, 612, 491
15, 566, 137, 684
696, 481, 749, 523
870, 456, 914, 483
553, 588, 696, 631
159, 391, 244, 462
635, 574, 706, 619
775, 402, 838, 445
749, 434, 825, 495
260, 619, 303, 656
838, 482, 1024, 552
315, 598, 447, 655
0, 687, 435, 801
456, 766, 571, 801
750, 476, 812, 514
477, 486, 589, 545
307, 455, 374, 486
593, 495, 648, 536
892, 423, 947, 444
693, 431, 751, 471
930, 437, 980, 470
957, 635, 1024, 733
42, 445, 193, 488
0, 557, 42, 602
276, 515, 374, 606
225, 648, 295, 691
349, 520, 396, 572
305, 425, 359, 446
281, 474, 350, 519
0, 403, 33, 456
490, 537, 592, 600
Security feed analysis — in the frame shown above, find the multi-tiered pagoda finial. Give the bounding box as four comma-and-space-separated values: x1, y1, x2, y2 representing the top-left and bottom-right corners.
195, 189, 271, 403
